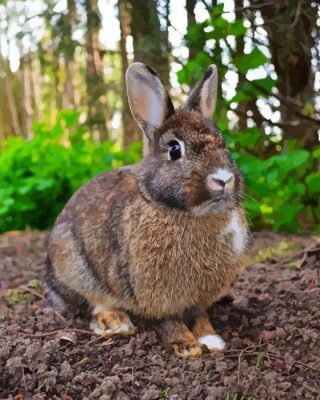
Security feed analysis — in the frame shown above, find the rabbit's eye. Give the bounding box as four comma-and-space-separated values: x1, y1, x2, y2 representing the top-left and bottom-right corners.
168, 140, 182, 161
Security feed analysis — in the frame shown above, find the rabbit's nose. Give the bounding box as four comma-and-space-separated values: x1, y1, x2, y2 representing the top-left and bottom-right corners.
212, 177, 227, 188
211, 169, 234, 188
206, 169, 235, 195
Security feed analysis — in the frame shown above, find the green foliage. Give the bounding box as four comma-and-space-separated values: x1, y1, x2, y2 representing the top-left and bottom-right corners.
234, 48, 268, 73
0, 111, 141, 233
228, 143, 319, 232
178, 4, 320, 233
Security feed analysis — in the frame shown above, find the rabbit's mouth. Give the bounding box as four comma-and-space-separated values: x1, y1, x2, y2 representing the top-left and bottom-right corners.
210, 193, 228, 203
191, 193, 233, 216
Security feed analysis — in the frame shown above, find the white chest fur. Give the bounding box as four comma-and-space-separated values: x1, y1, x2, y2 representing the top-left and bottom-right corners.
222, 209, 247, 255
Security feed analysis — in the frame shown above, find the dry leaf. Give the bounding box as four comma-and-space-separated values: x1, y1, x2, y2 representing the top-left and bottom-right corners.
56, 331, 77, 345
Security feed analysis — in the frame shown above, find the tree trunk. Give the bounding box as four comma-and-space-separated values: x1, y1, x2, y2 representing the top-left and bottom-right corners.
64, 60, 77, 109
186, 0, 197, 61
30, 54, 42, 120
20, 54, 33, 137
85, 0, 109, 141
64, 0, 77, 109
260, 0, 318, 150
1, 59, 22, 137
118, 0, 141, 150
128, 0, 170, 88
234, 0, 247, 130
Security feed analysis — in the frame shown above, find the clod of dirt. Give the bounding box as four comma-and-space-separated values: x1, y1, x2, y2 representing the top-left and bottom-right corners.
101, 376, 121, 395
189, 359, 203, 372
141, 387, 161, 400
60, 361, 73, 380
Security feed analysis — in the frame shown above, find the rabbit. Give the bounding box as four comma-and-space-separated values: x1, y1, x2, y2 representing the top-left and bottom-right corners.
45, 62, 248, 357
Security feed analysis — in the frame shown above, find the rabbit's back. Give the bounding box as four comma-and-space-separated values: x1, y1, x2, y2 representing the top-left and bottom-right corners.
47, 167, 141, 312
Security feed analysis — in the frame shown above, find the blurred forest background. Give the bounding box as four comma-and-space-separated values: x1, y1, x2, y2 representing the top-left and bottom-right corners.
0, 0, 319, 234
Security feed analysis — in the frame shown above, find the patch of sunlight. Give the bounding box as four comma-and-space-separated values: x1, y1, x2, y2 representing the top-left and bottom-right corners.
254, 240, 299, 263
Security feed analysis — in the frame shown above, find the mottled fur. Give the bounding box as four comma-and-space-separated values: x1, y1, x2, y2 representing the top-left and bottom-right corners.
46, 63, 248, 357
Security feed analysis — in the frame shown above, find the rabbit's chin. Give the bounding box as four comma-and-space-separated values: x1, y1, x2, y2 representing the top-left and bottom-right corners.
190, 195, 234, 216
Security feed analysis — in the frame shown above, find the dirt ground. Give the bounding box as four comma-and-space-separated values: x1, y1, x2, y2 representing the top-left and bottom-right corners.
0, 230, 319, 400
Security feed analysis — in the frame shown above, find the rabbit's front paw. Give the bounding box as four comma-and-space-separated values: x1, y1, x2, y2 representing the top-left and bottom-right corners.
90, 307, 137, 337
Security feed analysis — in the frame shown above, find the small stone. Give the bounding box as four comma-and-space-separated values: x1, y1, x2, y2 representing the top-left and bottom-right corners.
60, 361, 73, 380
89, 387, 101, 399
189, 359, 203, 372
115, 391, 130, 400
169, 395, 183, 400
141, 388, 160, 400
99, 396, 112, 400
151, 354, 165, 367
101, 376, 120, 395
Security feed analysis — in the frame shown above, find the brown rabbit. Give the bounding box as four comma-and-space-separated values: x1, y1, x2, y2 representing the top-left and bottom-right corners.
46, 62, 248, 357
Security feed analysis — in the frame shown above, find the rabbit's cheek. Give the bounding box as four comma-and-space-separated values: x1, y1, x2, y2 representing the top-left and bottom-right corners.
184, 171, 212, 207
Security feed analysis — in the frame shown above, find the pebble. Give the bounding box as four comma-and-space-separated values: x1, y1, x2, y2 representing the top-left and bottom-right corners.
189, 359, 203, 372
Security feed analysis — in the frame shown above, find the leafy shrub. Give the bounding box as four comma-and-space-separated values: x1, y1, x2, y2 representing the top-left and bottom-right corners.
178, 4, 320, 233
227, 135, 320, 232
0, 109, 318, 233
0, 111, 141, 233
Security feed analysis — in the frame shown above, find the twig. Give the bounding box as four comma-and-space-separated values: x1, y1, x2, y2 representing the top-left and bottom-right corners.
274, 241, 320, 268
267, 353, 320, 374
297, 242, 319, 268
22, 367, 30, 399
199, 0, 278, 15
237, 344, 254, 382
224, 342, 266, 354
86, 326, 137, 345
49, 308, 68, 323
234, 107, 302, 130
19, 285, 45, 300
26, 328, 99, 338
98, 338, 114, 347
242, 75, 320, 126
86, 332, 111, 345
290, 0, 302, 28
234, 0, 278, 14
199, 0, 212, 13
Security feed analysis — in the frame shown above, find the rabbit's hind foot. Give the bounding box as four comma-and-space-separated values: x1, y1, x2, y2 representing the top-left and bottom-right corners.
173, 342, 203, 358
90, 306, 137, 337
156, 318, 203, 358
191, 313, 226, 352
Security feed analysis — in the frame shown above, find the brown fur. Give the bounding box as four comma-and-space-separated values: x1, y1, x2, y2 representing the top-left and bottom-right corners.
191, 313, 216, 338
46, 63, 248, 357
155, 318, 203, 357
124, 197, 242, 318
95, 309, 137, 335
48, 166, 243, 318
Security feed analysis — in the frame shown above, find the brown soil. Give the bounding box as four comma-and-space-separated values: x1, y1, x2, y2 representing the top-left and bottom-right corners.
0, 231, 319, 400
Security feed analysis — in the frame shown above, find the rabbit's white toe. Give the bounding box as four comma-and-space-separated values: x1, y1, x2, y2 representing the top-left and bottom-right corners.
198, 334, 226, 351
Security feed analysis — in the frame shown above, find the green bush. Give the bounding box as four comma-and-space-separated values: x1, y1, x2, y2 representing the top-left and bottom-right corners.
227, 135, 320, 233
0, 110, 319, 234
177, 4, 320, 233
0, 111, 141, 233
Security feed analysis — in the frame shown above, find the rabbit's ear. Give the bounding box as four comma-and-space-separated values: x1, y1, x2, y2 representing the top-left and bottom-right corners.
126, 63, 174, 152
184, 65, 218, 119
